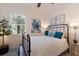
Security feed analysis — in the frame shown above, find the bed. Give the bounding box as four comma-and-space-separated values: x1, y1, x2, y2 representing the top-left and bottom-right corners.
30, 35, 68, 56
18, 24, 69, 56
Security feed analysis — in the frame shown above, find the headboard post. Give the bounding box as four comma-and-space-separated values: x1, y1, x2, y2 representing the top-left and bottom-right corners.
66, 24, 69, 44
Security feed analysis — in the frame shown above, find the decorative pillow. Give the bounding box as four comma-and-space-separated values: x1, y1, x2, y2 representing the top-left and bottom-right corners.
48, 31, 54, 37
54, 32, 63, 39
44, 30, 49, 36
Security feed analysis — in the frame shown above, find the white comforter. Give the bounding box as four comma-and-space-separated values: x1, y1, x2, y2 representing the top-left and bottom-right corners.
30, 35, 68, 56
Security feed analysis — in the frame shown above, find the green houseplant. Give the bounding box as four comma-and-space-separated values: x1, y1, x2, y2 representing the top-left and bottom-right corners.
0, 18, 12, 45
0, 17, 12, 55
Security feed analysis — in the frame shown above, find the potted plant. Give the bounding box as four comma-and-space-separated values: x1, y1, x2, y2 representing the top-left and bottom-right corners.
0, 17, 12, 55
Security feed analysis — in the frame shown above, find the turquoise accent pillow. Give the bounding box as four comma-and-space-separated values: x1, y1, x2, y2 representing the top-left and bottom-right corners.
44, 30, 49, 36
54, 32, 63, 39
48, 32, 54, 37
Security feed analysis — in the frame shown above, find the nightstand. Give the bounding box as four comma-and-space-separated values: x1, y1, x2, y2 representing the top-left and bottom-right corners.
69, 43, 79, 56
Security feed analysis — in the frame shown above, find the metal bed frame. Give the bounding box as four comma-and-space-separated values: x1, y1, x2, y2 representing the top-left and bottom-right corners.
18, 24, 69, 56
18, 32, 31, 56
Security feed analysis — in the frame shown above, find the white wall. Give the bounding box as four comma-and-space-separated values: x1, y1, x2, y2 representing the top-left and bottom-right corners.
0, 3, 79, 47
46, 3, 79, 44
0, 3, 73, 31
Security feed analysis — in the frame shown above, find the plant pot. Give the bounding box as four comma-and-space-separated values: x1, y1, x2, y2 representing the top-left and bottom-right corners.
0, 45, 9, 55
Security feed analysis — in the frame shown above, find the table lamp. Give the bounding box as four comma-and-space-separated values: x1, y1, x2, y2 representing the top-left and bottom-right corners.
70, 23, 79, 44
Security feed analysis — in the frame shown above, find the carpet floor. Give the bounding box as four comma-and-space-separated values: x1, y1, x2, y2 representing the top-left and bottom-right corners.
3, 47, 18, 56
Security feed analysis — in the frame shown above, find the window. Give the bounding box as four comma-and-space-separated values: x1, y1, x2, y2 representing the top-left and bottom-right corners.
10, 14, 26, 34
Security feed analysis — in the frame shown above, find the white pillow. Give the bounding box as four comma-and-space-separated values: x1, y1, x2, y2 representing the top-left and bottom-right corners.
48, 31, 55, 37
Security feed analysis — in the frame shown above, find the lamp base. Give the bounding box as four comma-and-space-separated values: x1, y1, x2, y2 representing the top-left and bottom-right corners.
73, 40, 78, 44
0, 45, 9, 55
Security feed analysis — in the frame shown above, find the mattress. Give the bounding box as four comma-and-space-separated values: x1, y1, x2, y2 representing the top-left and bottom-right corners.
30, 35, 68, 56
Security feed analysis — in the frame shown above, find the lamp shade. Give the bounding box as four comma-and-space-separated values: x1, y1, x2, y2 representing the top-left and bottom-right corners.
42, 23, 49, 29
70, 23, 79, 29
70, 23, 79, 27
